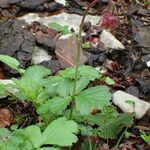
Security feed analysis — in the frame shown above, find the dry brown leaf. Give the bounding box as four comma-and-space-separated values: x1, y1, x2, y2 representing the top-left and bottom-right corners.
55, 36, 88, 67
0, 108, 14, 128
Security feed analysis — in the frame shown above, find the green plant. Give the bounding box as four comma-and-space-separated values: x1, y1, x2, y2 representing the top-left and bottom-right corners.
0, 55, 25, 74
0, 117, 78, 150
140, 130, 150, 145
84, 106, 133, 140
48, 23, 72, 35
36, 65, 111, 117
0, 55, 111, 119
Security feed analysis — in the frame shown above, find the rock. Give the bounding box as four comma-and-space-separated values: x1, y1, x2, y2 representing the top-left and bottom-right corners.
35, 30, 59, 51
19, 0, 48, 10
100, 30, 125, 50
40, 60, 61, 74
147, 60, 150, 67
55, 0, 66, 6
113, 90, 150, 119
125, 86, 140, 98
0, 0, 21, 8
19, 12, 100, 33
133, 26, 150, 49
137, 77, 150, 95
55, 36, 87, 67
20, 1, 63, 12
28, 21, 60, 52
0, 1, 63, 19
0, 20, 35, 75
83, 51, 106, 67
32, 47, 52, 64
100, 0, 109, 4
141, 54, 150, 67
0, 0, 9, 8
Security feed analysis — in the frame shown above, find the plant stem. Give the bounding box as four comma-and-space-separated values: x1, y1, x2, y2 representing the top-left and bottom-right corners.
115, 127, 128, 148
69, 0, 99, 120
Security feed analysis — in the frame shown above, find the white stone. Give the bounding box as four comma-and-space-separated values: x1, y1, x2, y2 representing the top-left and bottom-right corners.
19, 13, 41, 24
55, 0, 66, 6
32, 47, 52, 64
147, 60, 150, 67
113, 90, 150, 119
100, 30, 125, 50
19, 12, 100, 33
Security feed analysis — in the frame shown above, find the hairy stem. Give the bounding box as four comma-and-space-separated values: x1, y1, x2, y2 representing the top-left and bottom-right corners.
69, 0, 99, 120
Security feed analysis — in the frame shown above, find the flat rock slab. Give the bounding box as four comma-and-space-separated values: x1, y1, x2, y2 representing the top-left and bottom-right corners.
19, 12, 100, 33
113, 90, 150, 119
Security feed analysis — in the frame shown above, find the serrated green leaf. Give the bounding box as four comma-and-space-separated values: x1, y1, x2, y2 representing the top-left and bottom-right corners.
0, 55, 25, 74
6, 129, 32, 150
79, 124, 94, 136
44, 76, 62, 97
58, 77, 90, 97
59, 65, 100, 81
0, 128, 10, 141
3, 118, 78, 149
105, 77, 115, 85
58, 78, 72, 97
37, 96, 71, 116
24, 66, 51, 85
25, 126, 43, 148
85, 106, 119, 125
13, 77, 49, 105
74, 77, 90, 94
86, 110, 133, 140
42, 117, 78, 146
98, 113, 133, 139
75, 86, 111, 114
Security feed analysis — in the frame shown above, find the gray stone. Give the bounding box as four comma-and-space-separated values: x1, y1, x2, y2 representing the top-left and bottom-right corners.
142, 54, 150, 67
55, 0, 66, 6
147, 60, 150, 67
19, 12, 100, 33
100, 30, 125, 50
32, 47, 52, 64
113, 90, 150, 119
